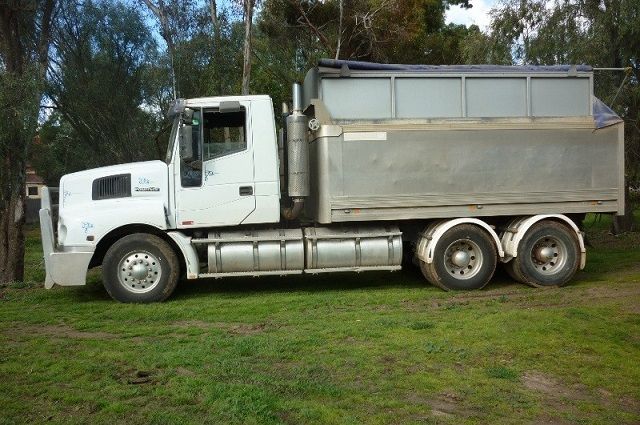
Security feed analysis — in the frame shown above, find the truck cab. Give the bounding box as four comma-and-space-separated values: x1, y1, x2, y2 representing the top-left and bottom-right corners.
40, 95, 287, 299
168, 95, 280, 229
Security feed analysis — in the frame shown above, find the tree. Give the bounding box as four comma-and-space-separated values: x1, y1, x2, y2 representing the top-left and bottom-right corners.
0, 0, 56, 283
140, 0, 202, 99
242, 0, 257, 94
140, 0, 177, 98
44, 0, 160, 168
258, 0, 473, 64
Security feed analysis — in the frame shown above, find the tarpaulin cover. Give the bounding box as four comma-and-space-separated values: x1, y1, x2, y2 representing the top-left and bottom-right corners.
318, 59, 593, 73
593, 96, 623, 129
318, 59, 622, 128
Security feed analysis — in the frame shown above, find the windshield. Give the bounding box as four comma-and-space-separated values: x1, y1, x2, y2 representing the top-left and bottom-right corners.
164, 116, 180, 164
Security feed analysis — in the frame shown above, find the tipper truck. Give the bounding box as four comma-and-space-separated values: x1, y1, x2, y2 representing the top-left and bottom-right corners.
39, 59, 625, 302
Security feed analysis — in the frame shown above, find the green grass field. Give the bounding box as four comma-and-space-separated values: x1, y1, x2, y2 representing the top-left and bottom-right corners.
1, 215, 639, 424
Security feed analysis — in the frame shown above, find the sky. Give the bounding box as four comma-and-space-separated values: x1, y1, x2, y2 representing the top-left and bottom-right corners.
445, 0, 498, 31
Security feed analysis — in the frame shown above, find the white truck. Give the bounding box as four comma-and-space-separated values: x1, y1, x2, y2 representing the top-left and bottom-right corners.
39, 60, 625, 302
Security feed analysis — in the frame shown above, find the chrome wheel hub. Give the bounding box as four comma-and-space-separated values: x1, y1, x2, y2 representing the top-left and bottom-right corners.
530, 236, 567, 275
117, 251, 162, 294
444, 239, 483, 280
535, 246, 555, 263
452, 250, 471, 268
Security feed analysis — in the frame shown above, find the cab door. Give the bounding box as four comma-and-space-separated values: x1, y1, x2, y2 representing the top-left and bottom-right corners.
175, 101, 256, 228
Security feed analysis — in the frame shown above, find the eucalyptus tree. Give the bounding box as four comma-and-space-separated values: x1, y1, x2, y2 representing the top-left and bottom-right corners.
257, 0, 474, 64
43, 0, 159, 168
0, 0, 56, 283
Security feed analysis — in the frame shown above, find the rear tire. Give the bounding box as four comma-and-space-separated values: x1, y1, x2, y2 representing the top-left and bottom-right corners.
503, 260, 524, 283
102, 233, 179, 303
420, 224, 497, 290
510, 221, 580, 287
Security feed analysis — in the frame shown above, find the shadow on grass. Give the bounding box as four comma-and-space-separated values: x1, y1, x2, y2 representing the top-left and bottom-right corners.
62, 245, 635, 303
61, 264, 434, 303
168, 261, 547, 301
171, 267, 430, 300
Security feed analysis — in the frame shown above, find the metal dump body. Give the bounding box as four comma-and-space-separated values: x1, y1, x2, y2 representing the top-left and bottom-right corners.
302, 60, 624, 223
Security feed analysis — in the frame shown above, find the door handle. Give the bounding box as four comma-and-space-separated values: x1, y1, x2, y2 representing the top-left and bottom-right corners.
239, 186, 253, 196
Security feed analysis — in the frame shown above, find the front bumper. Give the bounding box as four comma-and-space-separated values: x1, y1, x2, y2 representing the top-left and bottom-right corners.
39, 187, 94, 289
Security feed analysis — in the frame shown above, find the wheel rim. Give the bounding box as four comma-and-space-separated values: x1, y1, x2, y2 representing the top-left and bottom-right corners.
529, 235, 568, 275
117, 251, 162, 294
444, 238, 484, 280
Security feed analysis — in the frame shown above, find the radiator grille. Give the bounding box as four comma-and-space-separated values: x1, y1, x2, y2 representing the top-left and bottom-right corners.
92, 174, 131, 200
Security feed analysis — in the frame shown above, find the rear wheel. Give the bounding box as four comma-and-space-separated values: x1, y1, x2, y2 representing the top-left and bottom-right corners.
509, 221, 580, 287
420, 224, 497, 290
102, 233, 179, 303
503, 260, 522, 282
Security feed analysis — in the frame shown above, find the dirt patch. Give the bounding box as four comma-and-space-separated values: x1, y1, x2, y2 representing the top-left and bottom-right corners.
524, 371, 640, 421
522, 372, 589, 400
429, 392, 477, 419
224, 322, 267, 335
401, 281, 640, 312
379, 354, 397, 375
585, 229, 640, 251
113, 368, 157, 385
530, 414, 575, 425
3, 323, 116, 340
624, 303, 640, 314
172, 319, 213, 329
175, 367, 196, 377
172, 320, 269, 335
519, 285, 640, 309
523, 371, 589, 422
407, 391, 477, 419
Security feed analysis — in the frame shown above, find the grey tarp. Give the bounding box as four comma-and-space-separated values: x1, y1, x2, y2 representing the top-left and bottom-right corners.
593, 96, 623, 129
318, 59, 622, 128
318, 59, 593, 73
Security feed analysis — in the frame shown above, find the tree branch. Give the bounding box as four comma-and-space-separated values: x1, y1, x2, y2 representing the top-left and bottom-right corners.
289, 0, 335, 56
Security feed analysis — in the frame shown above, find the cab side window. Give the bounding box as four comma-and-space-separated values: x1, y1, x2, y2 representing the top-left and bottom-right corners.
202, 109, 247, 161
180, 109, 202, 188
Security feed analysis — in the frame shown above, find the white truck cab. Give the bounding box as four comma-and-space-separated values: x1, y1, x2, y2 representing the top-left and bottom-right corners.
42, 96, 282, 293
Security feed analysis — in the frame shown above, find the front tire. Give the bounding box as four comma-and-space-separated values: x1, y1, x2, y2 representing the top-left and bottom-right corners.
420, 224, 497, 290
102, 233, 179, 303
509, 221, 580, 287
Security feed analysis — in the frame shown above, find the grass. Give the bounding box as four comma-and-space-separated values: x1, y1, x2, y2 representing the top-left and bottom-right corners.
1, 213, 639, 424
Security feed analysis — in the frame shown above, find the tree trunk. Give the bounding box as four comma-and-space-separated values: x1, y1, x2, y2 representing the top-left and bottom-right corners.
0, 0, 55, 284
0, 184, 26, 283
241, 0, 254, 95
611, 183, 635, 234
335, 0, 343, 60
140, 0, 177, 98
209, 0, 223, 95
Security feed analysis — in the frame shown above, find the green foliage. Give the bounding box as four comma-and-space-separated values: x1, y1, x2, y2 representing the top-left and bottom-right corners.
0, 69, 41, 191
30, 114, 95, 185
460, 25, 512, 65
257, 0, 476, 65
36, 0, 162, 181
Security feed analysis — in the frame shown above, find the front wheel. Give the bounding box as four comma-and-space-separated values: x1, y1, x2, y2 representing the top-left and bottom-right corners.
102, 233, 180, 303
420, 224, 497, 290
508, 221, 580, 287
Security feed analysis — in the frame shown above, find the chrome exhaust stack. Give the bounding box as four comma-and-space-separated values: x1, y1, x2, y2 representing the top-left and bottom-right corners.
282, 83, 309, 220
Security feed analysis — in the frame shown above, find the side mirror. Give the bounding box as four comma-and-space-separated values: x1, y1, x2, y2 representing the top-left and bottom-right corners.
182, 108, 194, 125
179, 125, 193, 161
